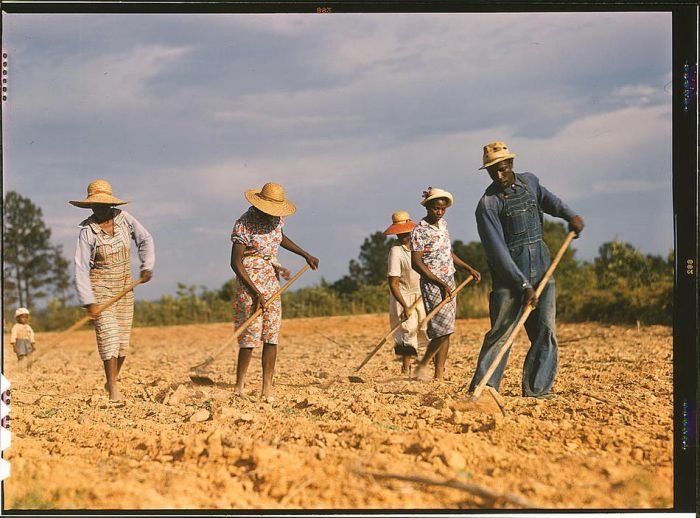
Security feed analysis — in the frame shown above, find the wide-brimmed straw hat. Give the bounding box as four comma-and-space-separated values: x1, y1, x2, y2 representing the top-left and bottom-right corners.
383, 210, 417, 235
15, 307, 29, 317
420, 187, 453, 207
244, 182, 296, 217
69, 179, 129, 208
479, 140, 516, 170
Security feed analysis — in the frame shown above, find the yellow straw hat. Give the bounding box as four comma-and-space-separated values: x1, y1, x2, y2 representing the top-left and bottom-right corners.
420, 187, 453, 207
479, 140, 516, 170
244, 182, 297, 217
69, 179, 129, 208
383, 210, 417, 235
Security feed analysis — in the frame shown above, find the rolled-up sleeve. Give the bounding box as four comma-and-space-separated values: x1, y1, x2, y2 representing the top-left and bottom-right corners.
476, 199, 531, 290
125, 212, 156, 271
74, 229, 96, 306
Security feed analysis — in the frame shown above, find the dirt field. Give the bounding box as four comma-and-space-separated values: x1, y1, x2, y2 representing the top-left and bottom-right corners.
2, 314, 672, 510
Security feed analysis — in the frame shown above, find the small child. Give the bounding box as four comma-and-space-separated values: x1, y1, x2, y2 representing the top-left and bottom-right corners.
384, 211, 429, 375
10, 308, 36, 361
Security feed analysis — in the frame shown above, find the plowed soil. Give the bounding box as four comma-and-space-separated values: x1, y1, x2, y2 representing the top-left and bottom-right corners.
2, 315, 673, 510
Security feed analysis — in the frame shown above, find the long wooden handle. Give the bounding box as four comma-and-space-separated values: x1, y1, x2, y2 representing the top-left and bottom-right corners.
422, 274, 474, 327
355, 295, 424, 373
413, 274, 476, 367
193, 264, 311, 369
27, 279, 144, 365
472, 232, 576, 399
358, 274, 475, 372
57, 279, 143, 341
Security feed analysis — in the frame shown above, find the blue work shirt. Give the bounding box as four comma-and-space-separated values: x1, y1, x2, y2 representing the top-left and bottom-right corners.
476, 172, 578, 291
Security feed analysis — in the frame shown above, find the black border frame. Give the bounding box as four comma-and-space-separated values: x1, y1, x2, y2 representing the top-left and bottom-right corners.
0, 0, 697, 515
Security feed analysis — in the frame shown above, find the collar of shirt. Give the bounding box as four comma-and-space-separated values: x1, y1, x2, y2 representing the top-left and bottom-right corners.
418, 218, 447, 230
82, 209, 124, 234
485, 174, 525, 198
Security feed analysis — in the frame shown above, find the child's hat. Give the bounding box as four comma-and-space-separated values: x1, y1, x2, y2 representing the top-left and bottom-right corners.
244, 182, 297, 217
384, 211, 417, 235
420, 187, 453, 207
15, 308, 29, 317
70, 179, 129, 208
479, 140, 516, 170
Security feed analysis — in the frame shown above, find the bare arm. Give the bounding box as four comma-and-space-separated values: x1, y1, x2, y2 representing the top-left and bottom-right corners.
411, 250, 452, 299
388, 276, 410, 318
230, 242, 264, 310
281, 233, 319, 270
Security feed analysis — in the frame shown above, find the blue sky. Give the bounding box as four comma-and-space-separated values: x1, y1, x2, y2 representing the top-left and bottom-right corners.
2, 12, 673, 301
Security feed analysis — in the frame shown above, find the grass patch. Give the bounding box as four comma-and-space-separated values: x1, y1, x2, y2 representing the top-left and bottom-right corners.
278, 407, 299, 418
10, 487, 59, 510
373, 421, 401, 432
35, 408, 58, 419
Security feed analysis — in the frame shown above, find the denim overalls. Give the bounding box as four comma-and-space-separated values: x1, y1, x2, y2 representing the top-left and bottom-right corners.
469, 178, 558, 397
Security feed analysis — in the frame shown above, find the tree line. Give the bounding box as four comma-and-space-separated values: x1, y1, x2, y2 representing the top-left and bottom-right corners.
3, 191, 672, 332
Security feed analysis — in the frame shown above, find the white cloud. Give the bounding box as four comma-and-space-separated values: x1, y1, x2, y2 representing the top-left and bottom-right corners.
15, 44, 192, 119
511, 103, 671, 200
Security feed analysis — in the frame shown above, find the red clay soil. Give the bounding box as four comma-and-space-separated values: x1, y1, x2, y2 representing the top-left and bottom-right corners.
2, 315, 672, 510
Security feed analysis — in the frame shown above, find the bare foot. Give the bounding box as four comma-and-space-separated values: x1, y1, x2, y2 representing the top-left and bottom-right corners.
261, 394, 277, 404
413, 363, 432, 382
108, 388, 124, 402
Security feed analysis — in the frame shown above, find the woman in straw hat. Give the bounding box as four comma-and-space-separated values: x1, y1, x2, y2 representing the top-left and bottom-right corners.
230, 182, 319, 402
410, 187, 480, 382
384, 211, 429, 375
71, 179, 155, 402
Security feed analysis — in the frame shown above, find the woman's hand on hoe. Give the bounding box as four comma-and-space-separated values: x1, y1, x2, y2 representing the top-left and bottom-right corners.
466, 266, 481, 283
274, 265, 291, 281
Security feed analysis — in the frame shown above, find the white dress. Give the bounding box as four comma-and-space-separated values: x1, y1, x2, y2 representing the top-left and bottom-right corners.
387, 243, 429, 356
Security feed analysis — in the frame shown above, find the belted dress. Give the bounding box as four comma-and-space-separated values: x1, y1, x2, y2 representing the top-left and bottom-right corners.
74, 209, 155, 361
468, 172, 578, 397
230, 207, 284, 349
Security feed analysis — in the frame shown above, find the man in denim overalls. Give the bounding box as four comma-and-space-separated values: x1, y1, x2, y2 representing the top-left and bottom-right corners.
468, 141, 585, 398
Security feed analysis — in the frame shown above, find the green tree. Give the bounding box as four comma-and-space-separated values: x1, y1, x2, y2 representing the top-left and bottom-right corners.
452, 239, 490, 285
332, 231, 393, 293
593, 239, 666, 289
541, 219, 584, 291
2, 191, 72, 312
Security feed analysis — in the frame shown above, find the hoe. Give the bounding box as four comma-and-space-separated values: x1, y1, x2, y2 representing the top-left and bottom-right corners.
189, 264, 310, 385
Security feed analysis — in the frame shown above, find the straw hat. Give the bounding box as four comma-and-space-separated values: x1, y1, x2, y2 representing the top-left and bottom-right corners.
479, 140, 516, 170
15, 307, 29, 317
244, 182, 296, 217
383, 210, 417, 235
69, 179, 129, 208
420, 187, 453, 207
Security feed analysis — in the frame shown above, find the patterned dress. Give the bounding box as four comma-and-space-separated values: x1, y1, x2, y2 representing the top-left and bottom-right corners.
231, 207, 284, 349
74, 209, 155, 361
410, 218, 457, 339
